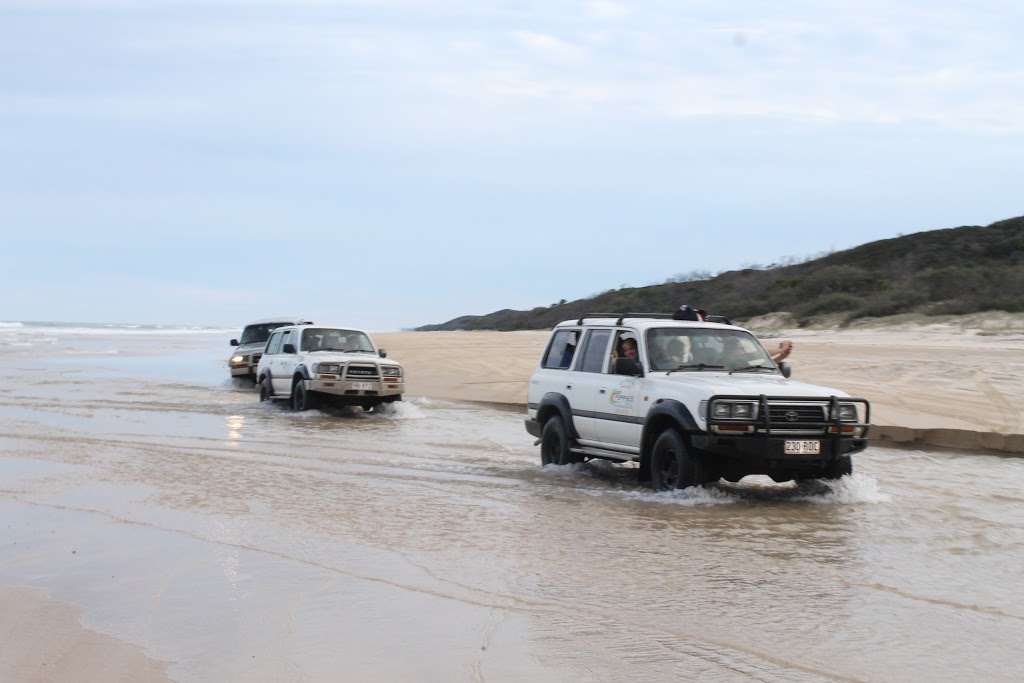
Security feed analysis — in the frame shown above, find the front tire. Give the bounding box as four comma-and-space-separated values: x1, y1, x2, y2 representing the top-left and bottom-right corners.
540, 416, 581, 466
259, 377, 272, 402
650, 429, 707, 491
291, 379, 317, 411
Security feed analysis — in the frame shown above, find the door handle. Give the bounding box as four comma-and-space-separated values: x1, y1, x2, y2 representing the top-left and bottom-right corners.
599, 389, 606, 394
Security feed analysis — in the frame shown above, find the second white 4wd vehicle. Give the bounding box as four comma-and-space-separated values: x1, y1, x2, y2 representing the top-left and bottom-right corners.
525, 313, 870, 490
257, 324, 404, 412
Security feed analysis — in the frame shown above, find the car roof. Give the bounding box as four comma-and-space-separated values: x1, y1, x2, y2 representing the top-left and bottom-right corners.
243, 317, 309, 326
273, 323, 370, 334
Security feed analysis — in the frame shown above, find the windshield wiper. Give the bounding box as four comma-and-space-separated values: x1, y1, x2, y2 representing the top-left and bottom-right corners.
309, 348, 347, 352
729, 365, 776, 374
666, 363, 724, 375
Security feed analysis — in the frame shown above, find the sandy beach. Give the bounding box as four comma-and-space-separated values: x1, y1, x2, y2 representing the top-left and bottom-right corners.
2, 319, 1023, 682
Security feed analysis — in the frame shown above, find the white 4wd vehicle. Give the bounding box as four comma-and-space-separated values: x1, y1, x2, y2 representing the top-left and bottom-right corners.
525, 313, 870, 490
256, 324, 404, 411
229, 317, 308, 381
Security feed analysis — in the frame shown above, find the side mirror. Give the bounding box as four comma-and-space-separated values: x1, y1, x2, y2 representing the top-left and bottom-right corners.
378, 349, 387, 358
230, 339, 239, 346
614, 357, 643, 377
283, 343, 296, 354
778, 361, 791, 378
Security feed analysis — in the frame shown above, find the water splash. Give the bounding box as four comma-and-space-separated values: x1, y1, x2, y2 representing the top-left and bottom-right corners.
803, 472, 892, 504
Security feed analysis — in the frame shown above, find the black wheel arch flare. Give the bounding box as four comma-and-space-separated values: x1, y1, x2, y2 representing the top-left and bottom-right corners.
536, 392, 580, 440
640, 399, 701, 471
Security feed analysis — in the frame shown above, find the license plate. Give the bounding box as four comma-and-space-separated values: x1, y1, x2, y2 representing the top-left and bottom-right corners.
351, 382, 374, 390
785, 440, 820, 455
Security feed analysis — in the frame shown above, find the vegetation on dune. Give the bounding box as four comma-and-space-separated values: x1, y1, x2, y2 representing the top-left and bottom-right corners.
417, 216, 1024, 331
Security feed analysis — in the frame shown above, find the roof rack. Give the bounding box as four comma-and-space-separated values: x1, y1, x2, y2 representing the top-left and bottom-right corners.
576, 313, 675, 325
574, 312, 734, 326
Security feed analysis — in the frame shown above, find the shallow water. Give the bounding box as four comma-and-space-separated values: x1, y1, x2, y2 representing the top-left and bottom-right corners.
1, 326, 1022, 681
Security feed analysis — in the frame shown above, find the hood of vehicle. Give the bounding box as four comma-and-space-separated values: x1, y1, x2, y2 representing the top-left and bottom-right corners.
305, 352, 402, 367
656, 371, 850, 398
234, 341, 269, 353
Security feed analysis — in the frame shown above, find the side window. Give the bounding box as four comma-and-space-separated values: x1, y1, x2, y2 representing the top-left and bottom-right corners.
577, 329, 612, 373
542, 329, 580, 370
281, 330, 295, 352
265, 331, 283, 355
611, 331, 640, 370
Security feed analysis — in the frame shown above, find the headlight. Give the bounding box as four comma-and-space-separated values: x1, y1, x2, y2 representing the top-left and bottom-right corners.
230, 355, 246, 365
832, 403, 859, 421
382, 366, 402, 378
316, 363, 342, 374
712, 401, 757, 419
732, 403, 755, 419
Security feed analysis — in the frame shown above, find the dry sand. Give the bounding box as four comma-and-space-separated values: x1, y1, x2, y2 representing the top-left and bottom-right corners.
374, 321, 1024, 455
0, 588, 171, 683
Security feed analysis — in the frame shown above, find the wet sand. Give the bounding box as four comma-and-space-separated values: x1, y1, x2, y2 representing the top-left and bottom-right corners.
1, 321, 1022, 682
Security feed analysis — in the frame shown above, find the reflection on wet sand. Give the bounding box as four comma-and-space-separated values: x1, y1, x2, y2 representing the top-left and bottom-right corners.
0, 330, 1022, 682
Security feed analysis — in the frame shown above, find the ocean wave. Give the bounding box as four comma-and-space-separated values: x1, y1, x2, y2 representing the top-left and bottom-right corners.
4, 323, 234, 336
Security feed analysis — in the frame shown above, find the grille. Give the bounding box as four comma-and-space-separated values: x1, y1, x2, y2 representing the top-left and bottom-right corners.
767, 403, 826, 428
251, 353, 262, 364
346, 366, 379, 378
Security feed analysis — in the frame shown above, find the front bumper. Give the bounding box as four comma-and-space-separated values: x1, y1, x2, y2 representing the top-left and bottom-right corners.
695, 394, 871, 474
230, 364, 256, 377
310, 377, 404, 399
692, 433, 868, 461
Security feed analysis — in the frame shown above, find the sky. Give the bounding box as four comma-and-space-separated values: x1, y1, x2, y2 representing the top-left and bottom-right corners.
2, 0, 1022, 331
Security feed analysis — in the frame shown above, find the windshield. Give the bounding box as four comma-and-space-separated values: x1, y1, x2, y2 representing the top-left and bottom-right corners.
645, 328, 777, 372
300, 328, 375, 353
239, 322, 294, 345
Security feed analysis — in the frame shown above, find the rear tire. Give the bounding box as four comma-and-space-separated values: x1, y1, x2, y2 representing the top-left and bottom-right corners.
291, 379, 317, 411
822, 455, 853, 480
540, 416, 581, 466
650, 429, 707, 491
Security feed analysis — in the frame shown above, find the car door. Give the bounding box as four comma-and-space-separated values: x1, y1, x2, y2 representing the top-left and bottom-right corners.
568, 328, 613, 444
598, 329, 646, 448
273, 328, 299, 395
261, 331, 282, 387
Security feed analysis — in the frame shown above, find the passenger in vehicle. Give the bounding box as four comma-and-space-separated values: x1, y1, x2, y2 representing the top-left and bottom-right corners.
649, 337, 684, 371
723, 337, 752, 369
609, 337, 640, 372
667, 337, 689, 365
620, 338, 638, 361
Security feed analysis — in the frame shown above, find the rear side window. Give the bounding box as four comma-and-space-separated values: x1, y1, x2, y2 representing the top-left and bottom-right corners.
265, 331, 283, 355
542, 329, 580, 369
577, 329, 612, 373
